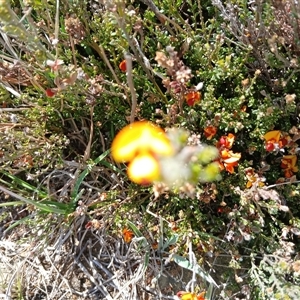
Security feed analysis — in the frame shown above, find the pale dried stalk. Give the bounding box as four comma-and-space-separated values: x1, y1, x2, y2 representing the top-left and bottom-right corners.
125, 54, 137, 124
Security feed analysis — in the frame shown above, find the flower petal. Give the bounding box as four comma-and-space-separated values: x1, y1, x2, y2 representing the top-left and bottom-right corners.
127, 153, 161, 184
177, 291, 198, 300
224, 162, 238, 173
264, 130, 281, 143
226, 133, 236, 148
204, 126, 217, 140
223, 154, 241, 164
122, 228, 134, 243
111, 121, 173, 162
185, 91, 201, 106
282, 155, 297, 167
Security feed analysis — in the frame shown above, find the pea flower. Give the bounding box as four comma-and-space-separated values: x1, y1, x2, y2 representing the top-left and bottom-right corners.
122, 228, 134, 243
203, 126, 217, 140
217, 133, 235, 149
219, 149, 241, 174
111, 121, 173, 184
127, 154, 161, 184
264, 130, 281, 152
185, 91, 201, 106
216, 133, 241, 173
281, 155, 299, 178
112, 122, 220, 187
245, 167, 265, 188
176, 291, 205, 300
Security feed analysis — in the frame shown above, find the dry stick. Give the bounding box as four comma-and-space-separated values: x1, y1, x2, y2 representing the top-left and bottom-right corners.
19, 6, 41, 42
75, 254, 113, 300
115, 17, 167, 104
54, 0, 60, 50
83, 105, 94, 162
0, 5, 50, 94
125, 54, 137, 124
0, 82, 21, 98
0, 32, 18, 59
23, 67, 46, 94
187, 240, 197, 293
0, 107, 31, 112
5, 255, 28, 300
62, 160, 103, 171
69, 36, 77, 68
266, 180, 300, 189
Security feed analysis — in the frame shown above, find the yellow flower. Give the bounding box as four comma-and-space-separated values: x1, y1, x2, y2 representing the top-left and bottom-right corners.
111, 121, 173, 163
127, 153, 161, 184
177, 291, 206, 300
111, 121, 174, 184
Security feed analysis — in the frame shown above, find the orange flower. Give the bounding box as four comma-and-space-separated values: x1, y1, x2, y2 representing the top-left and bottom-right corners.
281, 155, 298, 178
241, 105, 247, 112
219, 149, 241, 174
281, 155, 297, 169
119, 59, 127, 72
204, 126, 217, 140
223, 161, 238, 173
221, 149, 241, 161
216, 133, 240, 173
122, 228, 134, 243
177, 291, 205, 300
245, 168, 265, 188
264, 130, 281, 151
245, 168, 255, 188
264, 130, 281, 142
217, 159, 225, 172
233, 105, 247, 118
226, 133, 236, 149
220, 148, 230, 160
217, 133, 235, 149
185, 91, 201, 106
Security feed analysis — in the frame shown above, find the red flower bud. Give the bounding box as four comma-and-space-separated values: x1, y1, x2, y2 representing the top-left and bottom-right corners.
45, 88, 57, 97
119, 60, 127, 72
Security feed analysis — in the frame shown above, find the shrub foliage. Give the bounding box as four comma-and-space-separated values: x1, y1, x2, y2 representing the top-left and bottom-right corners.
1, 0, 300, 299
